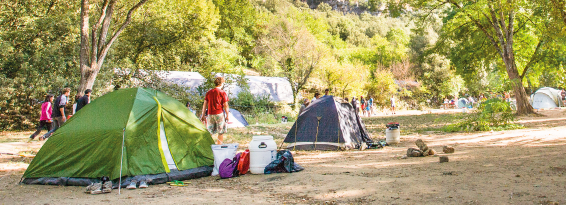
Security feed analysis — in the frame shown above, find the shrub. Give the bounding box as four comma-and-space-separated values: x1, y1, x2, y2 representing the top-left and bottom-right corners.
443, 98, 522, 132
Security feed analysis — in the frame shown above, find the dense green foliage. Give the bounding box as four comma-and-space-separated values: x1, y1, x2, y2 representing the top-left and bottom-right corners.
0, 0, 564, 130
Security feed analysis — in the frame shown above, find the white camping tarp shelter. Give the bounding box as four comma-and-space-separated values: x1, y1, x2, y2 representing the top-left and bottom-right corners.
530, 87, 564, 109
159, 71, 206, 90
156, 71, 294, 103
219, 74, 294, 103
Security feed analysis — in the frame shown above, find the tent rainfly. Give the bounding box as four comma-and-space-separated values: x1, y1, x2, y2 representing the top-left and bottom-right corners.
283, 96, 372, 150
22, 88, 214, 186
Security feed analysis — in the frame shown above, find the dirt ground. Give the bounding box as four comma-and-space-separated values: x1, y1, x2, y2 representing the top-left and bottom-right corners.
1, 109, 565, 204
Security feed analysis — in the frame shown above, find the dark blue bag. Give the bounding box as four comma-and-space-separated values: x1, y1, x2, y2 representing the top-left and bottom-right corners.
264, 150, 304, 174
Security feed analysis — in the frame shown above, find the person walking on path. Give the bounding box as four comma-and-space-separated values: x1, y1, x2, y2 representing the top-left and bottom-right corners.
390, 95, 396, 115
351, 97, 359, 114
360, 96, 366, 116
29, 94, 54, 142
201, 77, 230, 145
41, 88, 71, 140
75, 89, 92, 113
367, 96, 373, 117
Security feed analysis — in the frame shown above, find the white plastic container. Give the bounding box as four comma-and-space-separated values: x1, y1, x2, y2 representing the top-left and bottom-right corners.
386, 128, 400, 145
249, 135, 277, 174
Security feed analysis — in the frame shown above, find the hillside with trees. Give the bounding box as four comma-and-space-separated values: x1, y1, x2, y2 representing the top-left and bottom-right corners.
1, 0, 565, 129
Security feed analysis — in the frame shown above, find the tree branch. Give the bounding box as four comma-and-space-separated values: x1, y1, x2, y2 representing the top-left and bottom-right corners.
97, 0, 148, 68
488, 3, 507, 60
90, 0, 110, 65
98, 0, 116, 55
520, 40, 544, 79
448, 0, 503, 57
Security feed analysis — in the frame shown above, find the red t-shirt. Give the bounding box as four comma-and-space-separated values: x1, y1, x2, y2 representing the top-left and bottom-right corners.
205, 87, 229, 115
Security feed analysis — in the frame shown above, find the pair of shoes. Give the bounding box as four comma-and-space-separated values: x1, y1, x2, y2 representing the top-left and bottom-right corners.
87, 183, 103, 194
102, 181, 112, 193
38, 136, 44, 141
126, 180, 137, 189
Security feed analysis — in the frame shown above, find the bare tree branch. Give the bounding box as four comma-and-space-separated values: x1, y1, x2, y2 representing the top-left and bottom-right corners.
90, 0, 109, 62
97, 0, 148, 67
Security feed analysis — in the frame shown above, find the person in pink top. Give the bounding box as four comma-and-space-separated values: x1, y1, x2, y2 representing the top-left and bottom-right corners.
29, 94, 54, 141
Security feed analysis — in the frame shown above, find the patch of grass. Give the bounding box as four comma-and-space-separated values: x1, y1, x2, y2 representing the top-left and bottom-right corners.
0, 132, 31, 143
363, 113, 468, 135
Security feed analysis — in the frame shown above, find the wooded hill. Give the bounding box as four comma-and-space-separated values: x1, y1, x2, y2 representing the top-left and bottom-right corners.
1, 0, 565, 129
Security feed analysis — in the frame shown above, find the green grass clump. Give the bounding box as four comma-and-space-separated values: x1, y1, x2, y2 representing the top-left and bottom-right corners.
442, 98, 522, 132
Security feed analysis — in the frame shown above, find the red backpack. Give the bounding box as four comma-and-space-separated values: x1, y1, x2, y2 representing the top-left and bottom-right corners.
237, 149, 250, 175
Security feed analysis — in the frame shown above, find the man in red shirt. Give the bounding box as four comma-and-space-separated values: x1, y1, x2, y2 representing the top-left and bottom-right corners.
201, 76, 230, 144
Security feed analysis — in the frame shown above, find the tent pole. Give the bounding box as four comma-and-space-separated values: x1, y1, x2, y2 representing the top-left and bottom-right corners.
119, 128, 125, 195
293, 118, 299, 151
314, 117, 321, 150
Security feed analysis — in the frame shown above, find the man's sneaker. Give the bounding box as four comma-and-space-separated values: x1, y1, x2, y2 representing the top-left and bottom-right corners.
139, 180, 148, 189
126, 180, 137, 190
90, 183, 103, 194
102, 181, 112, 193
85, 183, 96, 193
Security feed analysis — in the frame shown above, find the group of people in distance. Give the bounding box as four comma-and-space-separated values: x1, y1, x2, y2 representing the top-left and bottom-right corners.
299, 89, 397, 117
29, 88, 91, 142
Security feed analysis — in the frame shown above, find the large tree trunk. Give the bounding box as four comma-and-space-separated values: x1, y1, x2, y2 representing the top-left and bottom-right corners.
486, 3, 535, 115
78, 64, 99, 94
504, 60, 535, 115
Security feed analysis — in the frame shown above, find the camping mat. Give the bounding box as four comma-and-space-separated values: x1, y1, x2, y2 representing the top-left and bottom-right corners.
21, 166, 213, 187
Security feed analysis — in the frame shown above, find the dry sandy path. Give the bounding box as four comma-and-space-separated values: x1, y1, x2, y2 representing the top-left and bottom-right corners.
1, 110, 565, 204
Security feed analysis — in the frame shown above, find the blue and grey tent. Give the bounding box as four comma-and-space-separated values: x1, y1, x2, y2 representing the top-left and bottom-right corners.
283, 96, 372, 150
227, 108, 249, 128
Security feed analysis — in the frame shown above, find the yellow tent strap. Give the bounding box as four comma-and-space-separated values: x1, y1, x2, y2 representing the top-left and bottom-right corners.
153, 97, 170, 173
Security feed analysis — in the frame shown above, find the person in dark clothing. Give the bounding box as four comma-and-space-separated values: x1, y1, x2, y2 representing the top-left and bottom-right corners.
351, 97, 358, 113
41, 88, 71, 140
75, 89, 92, 113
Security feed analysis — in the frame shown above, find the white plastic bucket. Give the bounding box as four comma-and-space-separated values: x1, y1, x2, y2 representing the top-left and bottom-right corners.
249, 135, 277, 174
386, 129, 400, 145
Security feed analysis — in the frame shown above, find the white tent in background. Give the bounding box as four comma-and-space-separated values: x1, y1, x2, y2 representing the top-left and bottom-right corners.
160, 71, 205, 90
530, 87, 564, 109
155, 71, 294, 103
221, 75, 294, 103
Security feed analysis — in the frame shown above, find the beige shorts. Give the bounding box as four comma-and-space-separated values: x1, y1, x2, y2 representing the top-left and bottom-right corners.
207, 113, 227, 134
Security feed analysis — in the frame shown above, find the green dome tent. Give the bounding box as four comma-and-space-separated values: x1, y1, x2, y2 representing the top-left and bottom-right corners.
23, 88, 214, 185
